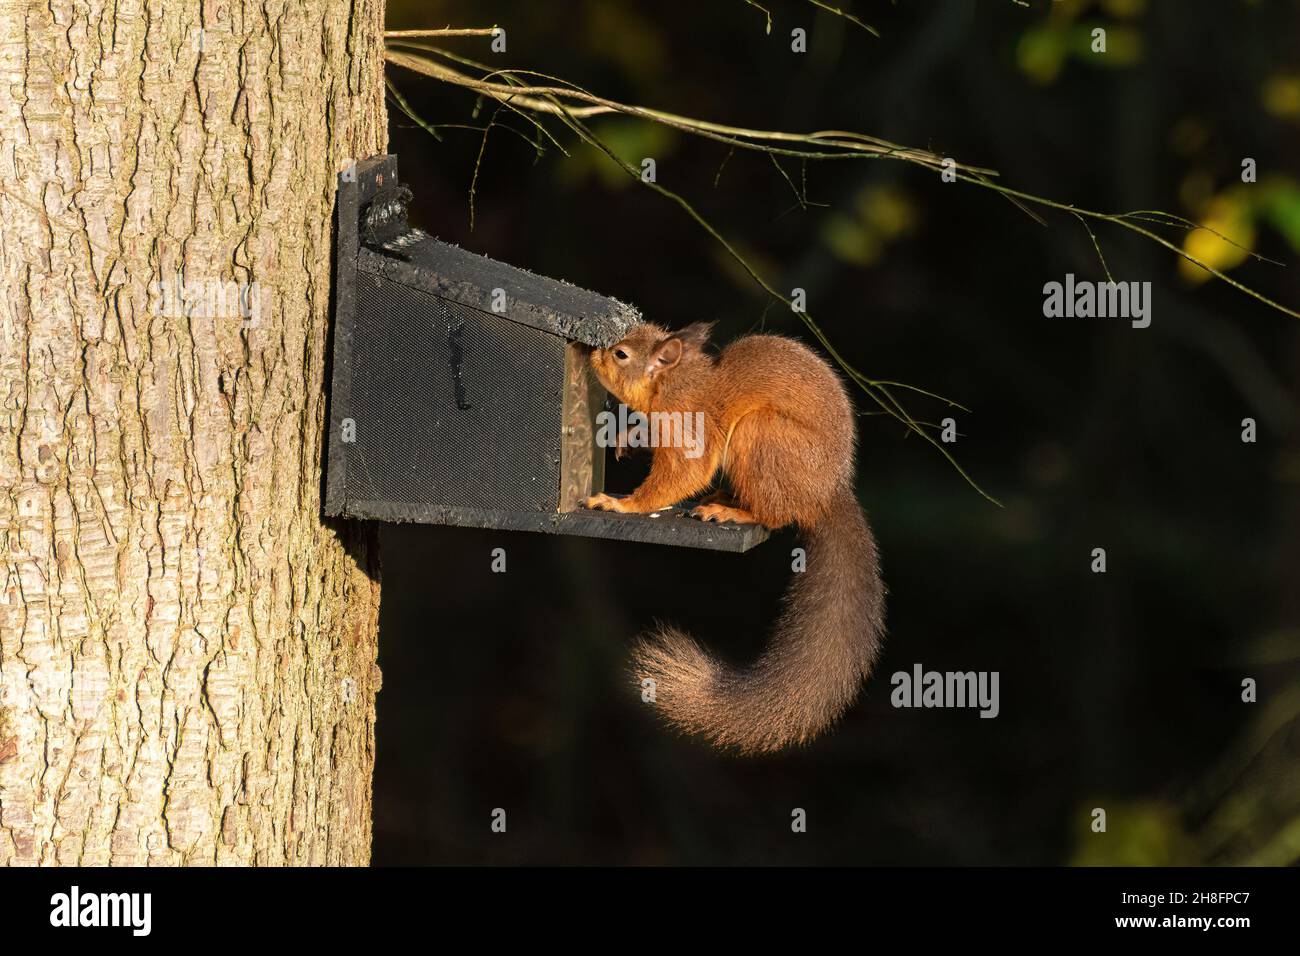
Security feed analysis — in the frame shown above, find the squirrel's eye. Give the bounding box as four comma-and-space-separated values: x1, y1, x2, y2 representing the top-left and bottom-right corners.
614, 348, 629, 361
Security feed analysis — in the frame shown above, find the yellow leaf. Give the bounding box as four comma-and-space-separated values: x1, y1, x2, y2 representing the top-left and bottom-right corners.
1070, 800, 1190, 867
1101, 0, 1146, 19
822, 214, 880, 266
1179, 195, 1255, 285
1262, 72, 1300, 120
855, 185, 917, 239
1017, 28, 1067, 86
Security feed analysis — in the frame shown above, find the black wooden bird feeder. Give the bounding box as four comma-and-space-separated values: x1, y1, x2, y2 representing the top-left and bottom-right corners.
324, 155, 768, 552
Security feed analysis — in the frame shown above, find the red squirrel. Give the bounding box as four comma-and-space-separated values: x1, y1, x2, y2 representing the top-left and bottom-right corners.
585, 321, 886, 754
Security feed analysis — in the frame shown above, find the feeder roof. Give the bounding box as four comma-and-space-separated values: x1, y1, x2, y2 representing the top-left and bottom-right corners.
358, 230, 640, 348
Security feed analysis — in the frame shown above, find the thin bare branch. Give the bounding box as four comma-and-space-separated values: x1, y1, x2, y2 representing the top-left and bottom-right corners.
804, 0, 880, 38
385, 28, 499, 38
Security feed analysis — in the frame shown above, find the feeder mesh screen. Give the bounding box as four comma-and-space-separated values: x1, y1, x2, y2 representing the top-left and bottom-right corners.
348, 274, 564, 512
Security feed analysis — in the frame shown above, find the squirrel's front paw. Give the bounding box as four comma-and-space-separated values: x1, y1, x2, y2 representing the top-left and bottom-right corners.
691, 502, 758, 525
585, 493, 629, 512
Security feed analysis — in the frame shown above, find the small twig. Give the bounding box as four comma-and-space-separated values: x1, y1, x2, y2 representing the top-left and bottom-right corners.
804, 0, 880, 38
384, 27, 499, 38
384, 51, 996, 173
743, 0, 773, 34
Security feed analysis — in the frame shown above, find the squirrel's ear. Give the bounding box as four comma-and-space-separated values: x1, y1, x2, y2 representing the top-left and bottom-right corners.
649, 336, 683, 378
678, 321, 715, 349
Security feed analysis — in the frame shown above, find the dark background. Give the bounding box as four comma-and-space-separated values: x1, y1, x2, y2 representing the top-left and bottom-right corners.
370, 0, 1300, 865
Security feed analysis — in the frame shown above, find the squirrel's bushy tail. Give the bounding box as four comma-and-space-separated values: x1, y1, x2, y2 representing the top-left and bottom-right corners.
631, 485, 885, 754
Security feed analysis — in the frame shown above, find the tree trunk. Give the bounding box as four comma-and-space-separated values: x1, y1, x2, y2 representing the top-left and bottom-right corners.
0, 0, 387, 865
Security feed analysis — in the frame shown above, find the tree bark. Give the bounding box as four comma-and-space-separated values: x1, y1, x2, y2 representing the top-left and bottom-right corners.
0, 0, 387, 865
